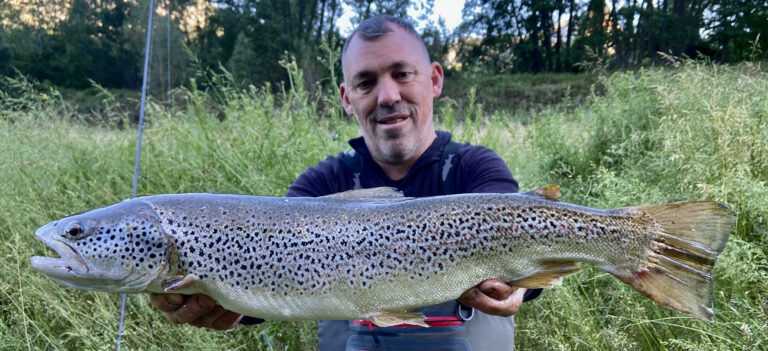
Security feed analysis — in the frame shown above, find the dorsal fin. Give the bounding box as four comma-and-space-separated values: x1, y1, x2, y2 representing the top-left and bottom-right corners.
323, 187, 412, 203
522, 184, 562, 201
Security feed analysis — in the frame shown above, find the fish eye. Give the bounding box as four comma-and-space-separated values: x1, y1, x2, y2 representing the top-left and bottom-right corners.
65, 222, 84, 238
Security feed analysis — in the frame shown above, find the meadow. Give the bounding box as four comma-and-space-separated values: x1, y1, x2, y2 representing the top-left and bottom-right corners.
1, 60, 766, 350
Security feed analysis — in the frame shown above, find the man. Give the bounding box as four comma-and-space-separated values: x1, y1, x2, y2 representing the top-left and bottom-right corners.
151, 15, 539, 350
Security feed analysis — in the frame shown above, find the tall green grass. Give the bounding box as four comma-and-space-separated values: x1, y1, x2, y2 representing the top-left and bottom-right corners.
510, 62, 768, 351
1, 61, 766, 350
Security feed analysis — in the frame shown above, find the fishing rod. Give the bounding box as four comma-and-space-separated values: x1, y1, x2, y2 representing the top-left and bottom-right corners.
117, 0, 155, 349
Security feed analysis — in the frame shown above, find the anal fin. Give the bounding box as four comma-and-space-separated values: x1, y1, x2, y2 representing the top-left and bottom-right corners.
508, 262, 580, 288
162, 273, 200, 292
367, 311, 428, 328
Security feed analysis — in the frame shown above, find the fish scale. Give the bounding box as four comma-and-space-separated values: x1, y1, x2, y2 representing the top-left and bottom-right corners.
31, 185, 735, 325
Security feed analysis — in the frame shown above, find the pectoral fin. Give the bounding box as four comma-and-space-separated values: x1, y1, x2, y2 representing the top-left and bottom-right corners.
162, 273, 200, 292
367, 311, 428, 328
508, 262, 580, 288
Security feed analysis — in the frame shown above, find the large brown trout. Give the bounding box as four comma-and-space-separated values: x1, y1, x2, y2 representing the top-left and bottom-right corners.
31, 186, 735, 325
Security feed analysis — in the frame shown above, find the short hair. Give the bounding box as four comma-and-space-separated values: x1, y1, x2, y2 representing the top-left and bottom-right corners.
341, 15, 431, 73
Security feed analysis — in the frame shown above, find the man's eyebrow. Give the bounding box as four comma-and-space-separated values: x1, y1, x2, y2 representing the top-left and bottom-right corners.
389, 61, 416, 71
352, 70, 375, 82
351, 61, 417, 81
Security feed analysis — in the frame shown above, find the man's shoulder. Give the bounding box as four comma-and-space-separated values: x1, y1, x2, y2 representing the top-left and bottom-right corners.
453, 141, 506, 166
286, 152, 351, 197
444, 139, 517, 194
308, 152, 351, 172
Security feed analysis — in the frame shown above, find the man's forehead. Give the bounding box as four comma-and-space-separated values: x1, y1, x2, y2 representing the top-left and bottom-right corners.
342, 26, 428, 77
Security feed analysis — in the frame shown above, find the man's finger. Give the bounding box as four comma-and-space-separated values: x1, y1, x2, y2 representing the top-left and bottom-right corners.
190, 305, 228, 328
210, 311, 244, 330
477, 280, 515, 300
168, 294, 217, 324
460, 287, 500, 310
459, 282, 527, 317
510, 286, 526, 300
459, 286, 498, 309
149, 293, 185, 313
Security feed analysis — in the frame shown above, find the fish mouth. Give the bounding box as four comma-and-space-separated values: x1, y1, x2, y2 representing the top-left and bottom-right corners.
30, 229, 89, 278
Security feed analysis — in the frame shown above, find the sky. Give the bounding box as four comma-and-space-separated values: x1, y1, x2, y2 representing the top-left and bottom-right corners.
337, 0, 465, 36
432, 0, 465, 31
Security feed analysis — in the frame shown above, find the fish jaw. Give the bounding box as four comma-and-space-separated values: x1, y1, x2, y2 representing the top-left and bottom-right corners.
30, 223, 111, 290
31, 223, 89, 278
30, 200, 171, 293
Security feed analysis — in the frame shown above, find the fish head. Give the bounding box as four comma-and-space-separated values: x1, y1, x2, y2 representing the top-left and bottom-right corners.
30, 199, 168, 293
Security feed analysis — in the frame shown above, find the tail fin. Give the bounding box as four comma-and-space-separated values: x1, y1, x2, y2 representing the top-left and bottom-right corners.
620, 201, 736, 321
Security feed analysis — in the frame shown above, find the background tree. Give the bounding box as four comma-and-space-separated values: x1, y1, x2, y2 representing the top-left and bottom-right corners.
346, 0, 412, 25
49, 0, 110, 88
0, 29, 13, 77
569, 0, 607, 69
1, 0, 766, 91
708, 0, 768, 62
227, 31, 262, 85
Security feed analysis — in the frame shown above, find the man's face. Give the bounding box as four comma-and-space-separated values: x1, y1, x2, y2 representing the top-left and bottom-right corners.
340, 25, 444, 166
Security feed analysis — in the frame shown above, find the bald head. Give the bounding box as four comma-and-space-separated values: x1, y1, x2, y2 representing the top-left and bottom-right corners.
341, 15, 431, 79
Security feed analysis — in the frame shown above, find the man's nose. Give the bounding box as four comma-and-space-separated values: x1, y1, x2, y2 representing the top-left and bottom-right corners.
377, 78, 401, 106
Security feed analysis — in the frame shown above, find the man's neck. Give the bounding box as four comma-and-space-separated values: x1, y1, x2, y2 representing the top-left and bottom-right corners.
375, 132, 437, 181
377, 157, 419, 181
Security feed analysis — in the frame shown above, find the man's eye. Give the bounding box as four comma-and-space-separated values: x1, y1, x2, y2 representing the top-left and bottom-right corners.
357, 80, 373, 89
396, 72, 412, 79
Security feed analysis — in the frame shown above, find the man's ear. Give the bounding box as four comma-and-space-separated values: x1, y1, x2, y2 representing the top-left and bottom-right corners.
339, 83, 355, 116
431, 62, 444, 98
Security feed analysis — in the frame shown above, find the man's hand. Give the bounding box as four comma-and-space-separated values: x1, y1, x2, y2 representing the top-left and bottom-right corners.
458, 280, 526, 317
149, 293, 243, 330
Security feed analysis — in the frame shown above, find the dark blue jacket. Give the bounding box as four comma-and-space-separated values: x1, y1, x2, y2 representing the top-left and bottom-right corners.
261, 131, 541, 351
286, 131, 521, 198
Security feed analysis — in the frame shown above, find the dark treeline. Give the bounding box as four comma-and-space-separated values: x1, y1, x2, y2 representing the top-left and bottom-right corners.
459, 0, 768, 72
0, 0, 765, 93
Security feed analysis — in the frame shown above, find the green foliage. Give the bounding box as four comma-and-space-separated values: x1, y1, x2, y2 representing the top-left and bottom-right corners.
708, 0, 768, 62
3, 0, 765, 93
513, 62, 768, 350
0, 65, 353, 350
0, 30, 12, 77
345, 0, 424, 25
200, 0, 346, 91
460, 0, 760, 73
227, 32, 262, 85
1, 61, 766, 350
440, 71, 598, 114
